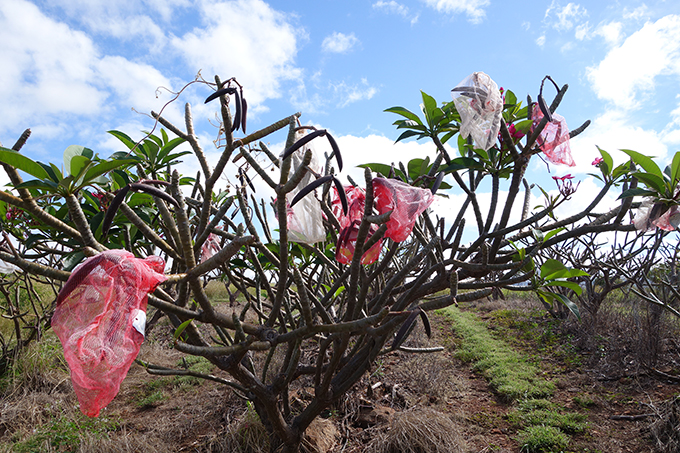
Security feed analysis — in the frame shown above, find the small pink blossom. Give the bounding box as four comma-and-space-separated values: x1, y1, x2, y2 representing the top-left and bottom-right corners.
592, 157, 604, 166
552, 174, 574, 181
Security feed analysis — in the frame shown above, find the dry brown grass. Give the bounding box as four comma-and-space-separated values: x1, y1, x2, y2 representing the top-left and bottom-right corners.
364, 407, 466, 453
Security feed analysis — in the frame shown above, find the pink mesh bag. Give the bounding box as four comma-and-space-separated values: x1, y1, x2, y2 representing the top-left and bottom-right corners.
332, 186, 382, 265
531, 107, 575, 167
52, 250, 167, 417
372, 178, 434, 242
452, 72, 503, 151
201, 232, 221, 262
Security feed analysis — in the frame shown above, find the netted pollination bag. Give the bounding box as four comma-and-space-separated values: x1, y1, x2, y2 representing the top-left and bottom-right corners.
452, 72, 503, 151
332, 186, 382, 265
531, 107, 575, 167
373, 178, 434, 242
51, 250, 167, 417
633, 198, 680, 231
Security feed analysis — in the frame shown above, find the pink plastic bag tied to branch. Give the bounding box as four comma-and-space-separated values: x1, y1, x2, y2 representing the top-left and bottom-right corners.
531, 107, 575, 167
332, 179, 434, 265
332, 186, 382, 265
452, 72, 503, 152
52, 250, 167, 417
373, 178, 434, 242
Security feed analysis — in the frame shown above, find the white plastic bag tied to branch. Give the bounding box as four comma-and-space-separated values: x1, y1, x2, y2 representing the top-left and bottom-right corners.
282, 129, 327, 245
452, 72, 503, 151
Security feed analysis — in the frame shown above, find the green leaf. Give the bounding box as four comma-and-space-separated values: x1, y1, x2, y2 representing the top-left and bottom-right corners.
357, 163, 406, 180
620, 149, 663, 178
513, 119, 533, 135
540, 259, 567, 279
70, 155, 92, 179
14, 179, 59, 191
82, 158, 138, 185
395, 130, 424, 143
63, 145, 93, 175
543, 227, 565, 243
384, 107, 423, 125
420, 91, 438, 127
596, 146, 613, 176
504, 90, 517, 106
619, 187, 658, 199
49, 163, 64, 182
333, 285, 345, 298
173, 319, 193, 340
0, 148, 49, 180
545, 280, 583, 296
441, 157, 485, 173
633, 172, 666, 194
553, 293, 581, 320
408, 157, 430, 180
671, 151, 680, 187
108, 130, 137, 150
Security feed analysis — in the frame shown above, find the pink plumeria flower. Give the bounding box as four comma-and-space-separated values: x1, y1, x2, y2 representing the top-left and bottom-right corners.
592, 157, 604, 166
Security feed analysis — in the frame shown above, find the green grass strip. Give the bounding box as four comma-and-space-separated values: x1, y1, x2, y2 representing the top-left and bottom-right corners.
438, 306, 554, 402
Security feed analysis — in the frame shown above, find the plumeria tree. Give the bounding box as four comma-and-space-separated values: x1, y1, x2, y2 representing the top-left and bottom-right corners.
0, 73, 653, 451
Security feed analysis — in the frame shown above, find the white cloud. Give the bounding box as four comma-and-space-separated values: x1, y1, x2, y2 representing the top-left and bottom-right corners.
586, 15, 680, 110
536, 35, 546, 47
569, 109, 670, 172
594, 21, 623, 46
553, 2, 588, 31
575, 22, 590, 40
334, 79, 378, 107
623, 5, 649, 21
171, 0, 303, 107
321, 32, 359, 54
373, 1, 419, 24
373, 1, 408, 16
0, 0, 106, 131
522, 21, 531, 31
420, 0, 489, 24
40, 0, 184, 48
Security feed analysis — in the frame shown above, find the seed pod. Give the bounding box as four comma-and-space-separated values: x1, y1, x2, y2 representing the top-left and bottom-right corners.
419, 309, 431, 338
102, 185, 131, 237
204, 87, 237, 104
333, 176, 348, 216
290, 175, 333, 208
391, 309, 421, 350
325, 132, 343, 172
231, 88, 242, 133
129, 183, 180, 208
240, 93, 248, 134
537, 94, 553, 122
431, 171, 445, 195
281, 129, 327, 161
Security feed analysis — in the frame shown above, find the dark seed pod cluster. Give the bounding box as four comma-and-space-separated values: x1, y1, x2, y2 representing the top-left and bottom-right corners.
205, 85, 248, 134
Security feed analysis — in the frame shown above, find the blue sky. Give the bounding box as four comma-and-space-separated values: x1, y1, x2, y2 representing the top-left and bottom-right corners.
1, 0, 680, 231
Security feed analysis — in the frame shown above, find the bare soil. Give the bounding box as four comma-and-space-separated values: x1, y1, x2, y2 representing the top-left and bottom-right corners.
3, 296, 679, 452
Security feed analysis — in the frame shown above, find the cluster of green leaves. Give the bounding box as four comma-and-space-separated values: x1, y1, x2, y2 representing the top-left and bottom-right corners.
109, 129, 190, 179
385, 90, 460, 145
590, 147, 631, 185
618, 148, 680, 205
358, 156, 452, 192
0, 145, 136, 197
